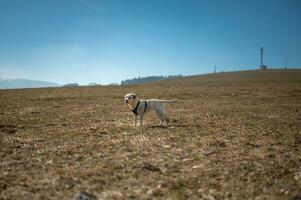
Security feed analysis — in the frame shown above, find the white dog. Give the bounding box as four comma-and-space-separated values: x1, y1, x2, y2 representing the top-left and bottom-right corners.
124, 93, 177, 126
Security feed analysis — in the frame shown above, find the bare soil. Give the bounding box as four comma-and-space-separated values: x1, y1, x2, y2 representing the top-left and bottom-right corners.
1, 69, 301, 200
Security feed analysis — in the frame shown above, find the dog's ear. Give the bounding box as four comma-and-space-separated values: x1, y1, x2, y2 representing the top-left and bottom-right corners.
132, 93, 137, 99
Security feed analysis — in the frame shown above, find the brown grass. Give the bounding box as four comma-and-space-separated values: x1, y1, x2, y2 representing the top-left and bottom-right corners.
1, 69, 301, 200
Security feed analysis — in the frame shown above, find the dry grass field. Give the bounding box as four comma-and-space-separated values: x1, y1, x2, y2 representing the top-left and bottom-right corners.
1, 69, 301, 200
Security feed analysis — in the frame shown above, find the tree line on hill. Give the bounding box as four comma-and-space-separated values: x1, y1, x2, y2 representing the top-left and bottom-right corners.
121, 75, 183, 85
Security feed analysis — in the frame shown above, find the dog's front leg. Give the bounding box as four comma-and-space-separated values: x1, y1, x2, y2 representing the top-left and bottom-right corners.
133, 115, 138, 126
140, 115, 144, 126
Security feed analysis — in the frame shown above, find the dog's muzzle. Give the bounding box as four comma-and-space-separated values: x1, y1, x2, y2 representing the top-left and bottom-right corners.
125, 99, 128, 103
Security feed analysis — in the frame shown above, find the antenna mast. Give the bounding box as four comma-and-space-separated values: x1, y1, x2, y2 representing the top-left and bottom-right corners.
260, 47, 267, 70
260, 47, 264, 67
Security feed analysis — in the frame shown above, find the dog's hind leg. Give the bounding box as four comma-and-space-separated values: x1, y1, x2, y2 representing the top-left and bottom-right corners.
154, 111, 164, 125
161, 113, 169, 125
160, 104, 170, 125
160, 109, 170, 125
156, 109, 169, 125
164, 115, 170, 124
159, 105, 169, 124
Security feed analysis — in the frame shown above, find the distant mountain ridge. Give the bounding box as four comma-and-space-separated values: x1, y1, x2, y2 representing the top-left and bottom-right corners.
0, 78, 60, 89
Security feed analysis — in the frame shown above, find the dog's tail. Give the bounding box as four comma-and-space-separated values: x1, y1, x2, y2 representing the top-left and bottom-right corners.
162, 99, 178, 103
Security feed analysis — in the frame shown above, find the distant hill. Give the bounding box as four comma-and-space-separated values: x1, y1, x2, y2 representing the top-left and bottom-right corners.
121, 75, 183, 85
152, 69, 301, 85
0, 78, 60, 89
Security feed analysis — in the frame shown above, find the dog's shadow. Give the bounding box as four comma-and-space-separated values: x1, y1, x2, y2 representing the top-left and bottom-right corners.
146, 119, 189, 129
147, 124, 168, 129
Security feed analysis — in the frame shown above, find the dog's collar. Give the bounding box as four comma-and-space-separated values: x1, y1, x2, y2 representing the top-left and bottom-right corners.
132, 101, 140, 115
131, 100, 147, 115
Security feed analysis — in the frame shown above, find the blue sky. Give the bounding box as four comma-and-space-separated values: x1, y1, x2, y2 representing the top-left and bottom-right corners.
0, 0, 300, 85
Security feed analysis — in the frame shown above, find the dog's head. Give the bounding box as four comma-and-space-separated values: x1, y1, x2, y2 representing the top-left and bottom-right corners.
124, 93, 137, 104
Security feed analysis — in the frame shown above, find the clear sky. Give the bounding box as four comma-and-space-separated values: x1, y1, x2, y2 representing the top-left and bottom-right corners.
0, 0, 300, 85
